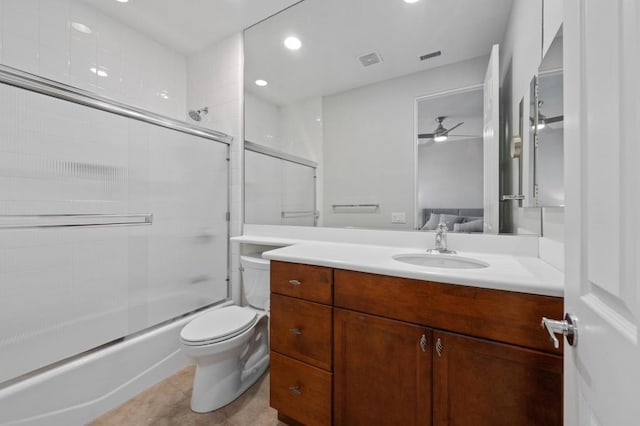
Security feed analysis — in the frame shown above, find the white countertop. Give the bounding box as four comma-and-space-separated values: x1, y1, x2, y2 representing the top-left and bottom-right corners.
261, 242, 564, 297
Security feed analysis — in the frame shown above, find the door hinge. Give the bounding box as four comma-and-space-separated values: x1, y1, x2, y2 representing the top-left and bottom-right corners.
225, 212, 230, 221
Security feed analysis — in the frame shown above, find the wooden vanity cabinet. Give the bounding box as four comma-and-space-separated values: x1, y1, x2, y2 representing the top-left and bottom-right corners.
269, 261, 564, 426
270, 261, 334, 426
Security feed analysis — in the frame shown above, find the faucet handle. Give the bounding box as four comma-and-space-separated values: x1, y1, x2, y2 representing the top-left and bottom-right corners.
437, 222, 448, 232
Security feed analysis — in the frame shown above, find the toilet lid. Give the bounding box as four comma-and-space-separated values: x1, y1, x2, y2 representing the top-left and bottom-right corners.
181, 306, 258, 345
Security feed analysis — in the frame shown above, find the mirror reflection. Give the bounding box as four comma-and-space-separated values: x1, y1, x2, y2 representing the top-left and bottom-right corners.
416, 86, 485, 233
535, 30, 564, 207
244, 0, 525, 233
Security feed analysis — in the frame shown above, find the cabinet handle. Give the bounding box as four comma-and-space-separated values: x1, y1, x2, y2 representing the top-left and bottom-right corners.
289, 328, 302, 335
288, 279, 302, 286
289, 385, 302, 395
420, 334, 428, 352
436, 338, 443, 357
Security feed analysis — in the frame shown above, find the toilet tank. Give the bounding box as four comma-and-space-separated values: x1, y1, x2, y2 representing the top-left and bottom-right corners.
240, 254, 270, 310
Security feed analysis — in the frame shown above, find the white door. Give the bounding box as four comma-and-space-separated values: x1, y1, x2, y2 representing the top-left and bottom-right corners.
563, 1, 640, 424
483, 44, 500, 234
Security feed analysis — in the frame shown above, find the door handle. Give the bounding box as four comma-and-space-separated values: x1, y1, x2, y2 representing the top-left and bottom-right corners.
541, 313, 578, 348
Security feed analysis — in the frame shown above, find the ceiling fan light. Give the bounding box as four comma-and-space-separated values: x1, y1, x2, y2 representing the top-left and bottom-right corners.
434, 134, 448, 142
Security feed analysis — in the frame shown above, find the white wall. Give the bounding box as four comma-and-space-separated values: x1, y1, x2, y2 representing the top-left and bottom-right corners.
500, 0, 564, 241
244, 92, 323, 164
322, 56, 488, 230
0, 0, 187, 120
417, 138, 484, 213
245, 92, 280, 146
187, 33, 244, 303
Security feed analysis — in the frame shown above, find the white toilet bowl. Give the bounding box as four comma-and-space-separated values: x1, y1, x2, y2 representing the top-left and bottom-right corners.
180, 254, 270, 413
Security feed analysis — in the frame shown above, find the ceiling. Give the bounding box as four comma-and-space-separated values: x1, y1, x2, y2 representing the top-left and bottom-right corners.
245, 0, 514, 105
82, 0, 302, 55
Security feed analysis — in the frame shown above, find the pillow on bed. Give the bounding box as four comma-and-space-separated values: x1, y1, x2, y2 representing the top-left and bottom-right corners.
453, 219, 484, 233
438, 214, 464, 231
462, 216, 483, 223
421, 213, 441, 230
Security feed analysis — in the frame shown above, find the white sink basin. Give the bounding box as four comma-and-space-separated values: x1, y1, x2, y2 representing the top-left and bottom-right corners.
392, 253, 489, 269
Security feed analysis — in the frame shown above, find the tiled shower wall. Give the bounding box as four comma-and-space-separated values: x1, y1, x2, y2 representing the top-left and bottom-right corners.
0, 0, 242, 385
186, 34, 244, 303
0, 0, 187, 120
0, 81, 230, 384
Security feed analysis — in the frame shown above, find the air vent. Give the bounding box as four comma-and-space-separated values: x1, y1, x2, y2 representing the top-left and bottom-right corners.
358, 52, 383, 67
420, 50, 442, 61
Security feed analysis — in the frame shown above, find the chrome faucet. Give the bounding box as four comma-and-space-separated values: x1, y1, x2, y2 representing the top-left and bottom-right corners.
427, 222, 456, 254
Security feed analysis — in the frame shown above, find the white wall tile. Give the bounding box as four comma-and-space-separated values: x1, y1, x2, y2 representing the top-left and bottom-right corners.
2, 0, 39, 74
0, 1, 4, 63
0, 0, 187, 120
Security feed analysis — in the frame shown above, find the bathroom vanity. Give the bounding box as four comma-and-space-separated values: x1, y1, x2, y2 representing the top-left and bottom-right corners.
265, 243, 563, 426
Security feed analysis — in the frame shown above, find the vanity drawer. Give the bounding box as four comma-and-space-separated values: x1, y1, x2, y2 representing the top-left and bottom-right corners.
334, 269, 564, 354
270, 351, 332, 426
270, 293, 333, 370
271, 261, 333, 304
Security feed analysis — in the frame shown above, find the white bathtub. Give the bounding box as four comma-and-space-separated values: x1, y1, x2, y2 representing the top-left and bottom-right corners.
0, 301, 232, 426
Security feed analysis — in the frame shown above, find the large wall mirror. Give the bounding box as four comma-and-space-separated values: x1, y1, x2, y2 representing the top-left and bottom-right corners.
244, 0, 517, 233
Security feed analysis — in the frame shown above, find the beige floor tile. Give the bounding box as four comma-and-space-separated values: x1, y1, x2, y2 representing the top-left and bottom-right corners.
166, 364, 196, 394
89, 367, 278, 426
89, 379, 187, 426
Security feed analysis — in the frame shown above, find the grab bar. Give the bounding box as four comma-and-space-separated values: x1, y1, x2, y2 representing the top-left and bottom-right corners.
281, 210, 318, 219
0, 213, 153, 229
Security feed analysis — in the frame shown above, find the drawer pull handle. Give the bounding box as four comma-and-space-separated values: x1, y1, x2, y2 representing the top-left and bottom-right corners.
288, 279, 302, 286
289, 385, 302, 395
289, 328, 302, 335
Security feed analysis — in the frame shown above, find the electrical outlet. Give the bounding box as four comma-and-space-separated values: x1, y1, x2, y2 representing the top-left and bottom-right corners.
391, 212, 406, 224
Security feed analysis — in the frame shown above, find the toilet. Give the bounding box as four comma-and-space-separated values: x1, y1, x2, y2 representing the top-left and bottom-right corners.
180, 254, 270, 413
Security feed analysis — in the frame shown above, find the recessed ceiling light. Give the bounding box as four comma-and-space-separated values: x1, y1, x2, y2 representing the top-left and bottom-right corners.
71, 22, 92, 34
90, 67, 108, 78
115, 0, 129, 3
284, 36, 302, 50
159, 90, 170, 99
255, 79, 268, 87
404, 0, 420, 3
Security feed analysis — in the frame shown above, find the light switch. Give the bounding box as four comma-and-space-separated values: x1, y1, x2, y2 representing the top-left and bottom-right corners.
391, 212, 406, 224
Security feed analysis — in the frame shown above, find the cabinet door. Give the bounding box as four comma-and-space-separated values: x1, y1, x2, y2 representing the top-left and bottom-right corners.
333, 309, 431, 426
433, 331, 562, 426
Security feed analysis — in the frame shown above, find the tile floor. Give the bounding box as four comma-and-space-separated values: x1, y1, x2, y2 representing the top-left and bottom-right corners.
89, 366, 284, 426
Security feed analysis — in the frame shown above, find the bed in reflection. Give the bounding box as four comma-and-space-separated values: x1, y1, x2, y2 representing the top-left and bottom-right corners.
420, 208, 484, 233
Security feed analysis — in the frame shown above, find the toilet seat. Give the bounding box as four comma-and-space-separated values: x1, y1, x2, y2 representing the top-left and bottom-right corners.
180, 306, 258, 346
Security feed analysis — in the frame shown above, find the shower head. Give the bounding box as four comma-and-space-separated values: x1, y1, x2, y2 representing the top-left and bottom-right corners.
188, 107, 208, 122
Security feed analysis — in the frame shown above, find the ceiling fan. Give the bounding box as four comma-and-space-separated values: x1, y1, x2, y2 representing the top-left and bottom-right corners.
418, 116, 465, 143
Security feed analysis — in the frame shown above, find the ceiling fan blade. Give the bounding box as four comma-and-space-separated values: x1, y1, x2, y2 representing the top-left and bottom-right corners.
418, 133, 435, 139
443, 122, 464, 135
545, 115, 564, 124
